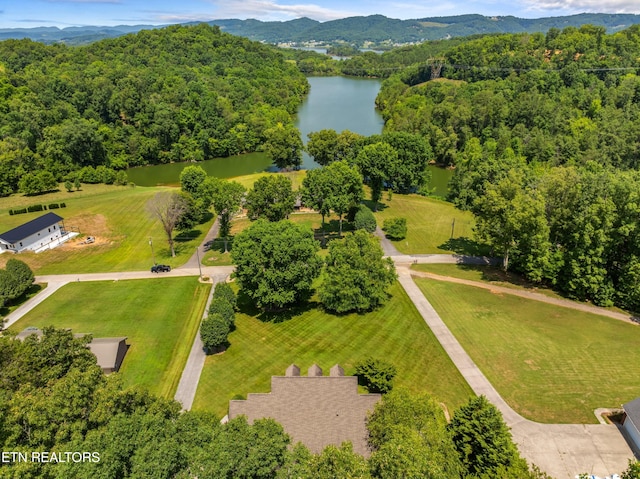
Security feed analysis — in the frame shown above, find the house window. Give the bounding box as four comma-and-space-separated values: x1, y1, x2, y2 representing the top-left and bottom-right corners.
19, 242, 22, 247
48, 228, 51, 232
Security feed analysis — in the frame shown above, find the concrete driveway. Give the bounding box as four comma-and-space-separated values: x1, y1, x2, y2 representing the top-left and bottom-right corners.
397, 268, 634, 479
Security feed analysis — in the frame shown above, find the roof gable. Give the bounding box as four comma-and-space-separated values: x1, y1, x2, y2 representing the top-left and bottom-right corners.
0, 212, 63, 244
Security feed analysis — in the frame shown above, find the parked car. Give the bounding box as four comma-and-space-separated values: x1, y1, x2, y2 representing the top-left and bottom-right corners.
151, 264, 171, 273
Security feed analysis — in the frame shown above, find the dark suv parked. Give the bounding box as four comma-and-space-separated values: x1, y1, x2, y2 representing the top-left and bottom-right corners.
151, 264, 171, 273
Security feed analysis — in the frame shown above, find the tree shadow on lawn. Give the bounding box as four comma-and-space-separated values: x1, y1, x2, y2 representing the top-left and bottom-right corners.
438, 237, 492, 257
237, 289, 318, 324
314, 220, 354, 247
361, 199, 388, 212
205, 237, 234, 254
175, 228, 204, 243
0, 283, 43, 318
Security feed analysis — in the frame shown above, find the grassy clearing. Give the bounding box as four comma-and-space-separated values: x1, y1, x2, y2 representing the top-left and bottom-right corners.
7, 278, 211, 398
0, 183, 125, 211
202, 212, 345, 266
411, 263, 567, 299
0, 186, 215, 274
192, 282, 474, 418
230, 170, 307, 190
370, 193, 486, 255
414, 278, 640, 424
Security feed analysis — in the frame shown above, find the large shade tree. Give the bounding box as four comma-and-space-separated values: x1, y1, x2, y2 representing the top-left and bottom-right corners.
246, 174, 296, 222
231, 220, 322, 311
264, 122, 304, 170
211, 179, 246, 253
320, 230, 396, 313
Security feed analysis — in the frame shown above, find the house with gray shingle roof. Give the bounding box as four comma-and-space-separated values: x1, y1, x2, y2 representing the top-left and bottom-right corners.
229, 364, 381, 456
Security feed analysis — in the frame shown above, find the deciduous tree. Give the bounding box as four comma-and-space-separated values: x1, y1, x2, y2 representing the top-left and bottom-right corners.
146, 191, 189, 257
211, 179, 246, 253
231, 220, 322, 311
355, 142, 396, 210
264, 122, 303, 170
320, 230, 396, 313
246, 174, 296, 222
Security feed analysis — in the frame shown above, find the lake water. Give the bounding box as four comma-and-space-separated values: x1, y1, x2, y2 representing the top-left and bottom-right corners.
126, 76, 452, 196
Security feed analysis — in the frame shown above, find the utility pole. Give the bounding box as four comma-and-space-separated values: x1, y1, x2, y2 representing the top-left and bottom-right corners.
149, 237, 156, 264
195, 246, 203, 279
451, 219, 455, 239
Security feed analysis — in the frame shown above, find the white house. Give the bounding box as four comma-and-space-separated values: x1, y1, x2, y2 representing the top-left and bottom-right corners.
0, 212, 71, 253
622, 397, 640, 456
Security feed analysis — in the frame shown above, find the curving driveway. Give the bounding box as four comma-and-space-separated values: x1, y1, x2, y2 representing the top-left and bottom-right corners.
397, 267, 634, 479
3, 221, 637, 477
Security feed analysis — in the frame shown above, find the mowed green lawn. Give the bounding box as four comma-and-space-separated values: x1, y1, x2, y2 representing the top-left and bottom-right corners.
371, 193, 485, 255
192, 282, 474, 418
8, 277, 211, 398
414, 278, 640, 424
0, 185, 214, 274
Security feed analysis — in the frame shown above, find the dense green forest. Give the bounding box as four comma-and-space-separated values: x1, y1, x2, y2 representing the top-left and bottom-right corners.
0, 23, 308, 195
375, 24, 640, 310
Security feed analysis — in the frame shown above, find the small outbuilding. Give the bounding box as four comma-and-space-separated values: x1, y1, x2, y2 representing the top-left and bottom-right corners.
0, 212, 72, 253
87, 337, 129, 374
15, 328, 128, 374
622, 397, 640, 456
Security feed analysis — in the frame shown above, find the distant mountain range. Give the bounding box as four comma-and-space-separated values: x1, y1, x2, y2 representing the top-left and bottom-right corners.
3, 13, 640, 46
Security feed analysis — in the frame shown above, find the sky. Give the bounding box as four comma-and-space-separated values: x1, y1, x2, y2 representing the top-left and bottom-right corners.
2, 0, 640, 29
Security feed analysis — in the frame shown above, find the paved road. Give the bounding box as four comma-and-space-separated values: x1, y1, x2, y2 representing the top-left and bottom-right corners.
397, 267, 634, 479
181, 218, 220, 270
174, 270, 230, 411
3, 266, 234, 330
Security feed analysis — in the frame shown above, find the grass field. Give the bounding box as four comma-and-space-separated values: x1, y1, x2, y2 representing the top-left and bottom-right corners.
370, 193, 486, 255
230, 170, 307, 190
414, 278, 640, 424
411, 263, 567, 298
192, 282, 474, 418
202, 212, 344, 266
0, 185, 214, 274
7, 277, 211, 398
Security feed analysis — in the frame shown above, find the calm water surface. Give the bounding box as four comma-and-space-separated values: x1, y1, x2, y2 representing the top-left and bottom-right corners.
126, 76, 451, 195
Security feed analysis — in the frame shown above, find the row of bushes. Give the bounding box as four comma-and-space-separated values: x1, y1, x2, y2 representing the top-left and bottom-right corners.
200, 282, 237, 354
8, 203, 67, 216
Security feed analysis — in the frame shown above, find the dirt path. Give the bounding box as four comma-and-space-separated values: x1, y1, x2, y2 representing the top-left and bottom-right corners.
410, 269, 638, 325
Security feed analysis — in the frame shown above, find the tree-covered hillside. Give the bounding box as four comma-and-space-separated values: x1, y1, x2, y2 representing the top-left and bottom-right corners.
0, 24, 308, 195
376, 24, 640, 310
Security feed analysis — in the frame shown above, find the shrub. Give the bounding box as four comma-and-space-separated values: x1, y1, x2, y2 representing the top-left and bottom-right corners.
353, 204, 377, 233
382, 217, 407, 240
200, 313, 230, 353
27, 204, 44, 213
48, 203, 60, 210
213, 282, 237, 310
208, 297, 235, 328
354, 357, 397, 393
